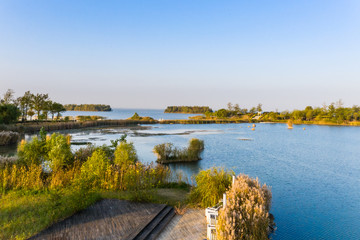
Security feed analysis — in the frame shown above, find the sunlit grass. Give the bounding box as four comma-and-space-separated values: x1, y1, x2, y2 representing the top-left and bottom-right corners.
0, 189, 100, 240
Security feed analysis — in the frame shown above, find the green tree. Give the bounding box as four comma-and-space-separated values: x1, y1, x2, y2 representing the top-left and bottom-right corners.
256, 103, 263, 113
49, 102, 66, 120
215, 109, 229, 118
17, 91, 33, 122
31, 93, 49, 120
0, 104, 21, 124
1, 89, 15, 104
114, 141, 138, 166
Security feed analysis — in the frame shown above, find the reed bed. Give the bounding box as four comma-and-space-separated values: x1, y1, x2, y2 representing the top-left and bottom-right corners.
1, 119, 157, 134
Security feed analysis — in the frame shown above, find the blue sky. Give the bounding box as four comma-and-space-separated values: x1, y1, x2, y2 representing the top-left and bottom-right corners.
0, 0, 359, 110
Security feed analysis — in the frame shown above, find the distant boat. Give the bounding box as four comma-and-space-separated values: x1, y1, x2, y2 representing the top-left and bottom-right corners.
287, 120, 293, 129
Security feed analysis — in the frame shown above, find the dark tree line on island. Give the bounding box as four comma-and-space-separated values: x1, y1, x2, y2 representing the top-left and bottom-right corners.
64, 104, 112, 112
0, 89, 66, 124
202, 101, 360, 124
164, 106, 213, 114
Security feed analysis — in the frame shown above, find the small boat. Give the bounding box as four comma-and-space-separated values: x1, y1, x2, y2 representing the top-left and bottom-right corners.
287, 120, 293, 129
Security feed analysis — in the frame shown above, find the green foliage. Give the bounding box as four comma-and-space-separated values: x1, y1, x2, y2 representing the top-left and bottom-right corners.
215, 109, 230, 118
74, 144, 96, 164
75, 115, 105, 121
216, 175, 273, 240
114, 141, 138, 166
110, 134, 127, 148
64, 104, 112, 111
130, 112, 141, 120
164, 106, 213, 113
79, 149, 110, 189
17, 137, 46, 166
0, 104, 21, 124
0, 188, 100, 240
45, 133, 73, 171
31, 93, 49, 120
17, 129, 73, 171
153, 138, 204, 163
188, 167, 233, 208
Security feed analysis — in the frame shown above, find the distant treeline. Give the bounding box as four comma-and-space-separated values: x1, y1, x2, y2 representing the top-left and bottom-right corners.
164, 106, 213, 114
200, 101, 360, 125
64, 104, 112, 112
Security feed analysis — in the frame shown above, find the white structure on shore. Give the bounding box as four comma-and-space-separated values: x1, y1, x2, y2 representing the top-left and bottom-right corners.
205, 176, 235, 240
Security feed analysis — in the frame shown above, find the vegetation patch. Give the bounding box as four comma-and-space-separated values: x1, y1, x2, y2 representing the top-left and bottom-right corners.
64, 104, 112, 112
216, 175, 274, 240
188, 167, 234, 208
0, 131, 20, 146
164, 106, 213, 114
153, 138, 204, 163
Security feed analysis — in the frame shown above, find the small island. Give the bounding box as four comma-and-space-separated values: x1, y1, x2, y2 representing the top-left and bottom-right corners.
153, 138, 204, 163
64, 104, 112, 112
164, 106, 213, 114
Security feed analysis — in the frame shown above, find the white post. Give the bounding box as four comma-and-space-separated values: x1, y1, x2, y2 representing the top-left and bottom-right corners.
232, 175, 235, 185
223, 193, 226, 208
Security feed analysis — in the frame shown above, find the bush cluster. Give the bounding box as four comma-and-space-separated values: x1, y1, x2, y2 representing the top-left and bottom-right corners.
188, 167, 233, 208
0, 130, 171, 194
153, 138, 204, 163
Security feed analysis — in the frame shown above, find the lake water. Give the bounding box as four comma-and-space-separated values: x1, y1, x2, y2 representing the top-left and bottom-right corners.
3, 109, 360, 239
68, 123, 360, 239
62, 108, 200, 120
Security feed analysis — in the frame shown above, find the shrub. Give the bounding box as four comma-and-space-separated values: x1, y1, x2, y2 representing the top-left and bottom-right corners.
216, 175, 272, 240
45, 133, 73, 171
153, 143, 174, 161
153, 138, 204, 163
79, 149, 110, 189
114, 141, 138, 166
187, 138, 204, 160
130, 112, 141, 120
189, 167, 233, 208
73, 144, 96, 164
17, 137, 46, 166
0, 104, 21, 124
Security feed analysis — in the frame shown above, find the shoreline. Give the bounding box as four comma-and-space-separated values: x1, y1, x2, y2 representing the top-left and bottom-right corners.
1, 118, 360, 134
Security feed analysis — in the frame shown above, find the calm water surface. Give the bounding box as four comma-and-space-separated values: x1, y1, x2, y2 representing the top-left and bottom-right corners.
3, 109, 360, 239
62, 108, 200, 120
68, 122, 360, 240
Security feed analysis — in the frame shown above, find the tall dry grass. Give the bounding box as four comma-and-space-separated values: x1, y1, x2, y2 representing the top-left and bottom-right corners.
0, 131, 20, 146
216, 174, 272, 240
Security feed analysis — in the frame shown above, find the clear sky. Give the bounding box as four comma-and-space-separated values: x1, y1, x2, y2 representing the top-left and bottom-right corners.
0, 0, 359, 111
